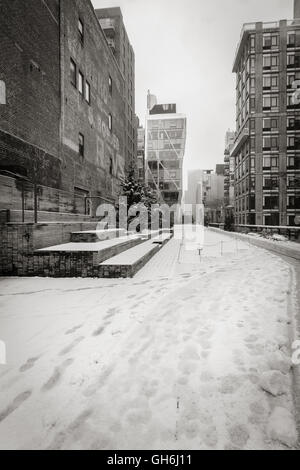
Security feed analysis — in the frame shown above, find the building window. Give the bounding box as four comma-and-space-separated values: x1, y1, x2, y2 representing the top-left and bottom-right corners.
263, 34, 278, 49
265, 213, 280, 226
79, 133, 84, 157
287, 136, 300, 149
70, 58, 77, 88
263, 136, 278, 150
263, 76, 271, 89
288, 54, 295, 67
263, 96, 278, 109
288, 53, 300, 68
263, 55, 278, 69
78, 71, 84, 96
263, 176, 278, 189
263, 155, 278, 169
85, 81, 91, 104
263, 118, 278, 130
78, 18, 84, 44
250, 97, 255, 111
287, 156, 295, 168
108, 114, 112, 131
288, 33, 296, 47
109, 75, 113, 95
250, 35, 255, 50
264, 196, 279, 210
263, 75, 278, 89
288, 176, 298, 188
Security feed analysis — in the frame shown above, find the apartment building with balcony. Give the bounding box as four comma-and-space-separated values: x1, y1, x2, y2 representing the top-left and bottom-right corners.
95, 8, 137, 172
231, 4, 300, 227
145, 99, 187, 206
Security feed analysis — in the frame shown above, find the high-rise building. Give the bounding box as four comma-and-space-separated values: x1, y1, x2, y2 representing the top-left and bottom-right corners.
137, 125, 145, 183
95, 7, 137, 172
231, 2, 300, 227
146, 95, 187, 206
224, 130, 235, 208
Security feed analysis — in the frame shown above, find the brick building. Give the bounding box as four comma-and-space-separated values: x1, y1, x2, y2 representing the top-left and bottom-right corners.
0, 0, 130, 220
95, 7, 137, 173
231, 2, 300, 227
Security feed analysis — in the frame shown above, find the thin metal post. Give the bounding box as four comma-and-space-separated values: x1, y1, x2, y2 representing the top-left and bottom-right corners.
22, 181, 25, 223
34, 183, 38, 224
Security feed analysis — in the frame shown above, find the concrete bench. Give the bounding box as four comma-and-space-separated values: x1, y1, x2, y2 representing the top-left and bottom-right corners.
98, 239, 161, 278
152, 233, 173, 245
33, 235, 146, 277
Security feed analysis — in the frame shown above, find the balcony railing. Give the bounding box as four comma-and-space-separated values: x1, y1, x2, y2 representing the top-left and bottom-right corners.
230, 127, 249, 158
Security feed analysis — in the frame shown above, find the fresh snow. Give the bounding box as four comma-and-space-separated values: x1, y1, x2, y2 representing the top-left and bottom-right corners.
0, 228, 298, 450
36, 234, 142, 252
266, 407, 298, 448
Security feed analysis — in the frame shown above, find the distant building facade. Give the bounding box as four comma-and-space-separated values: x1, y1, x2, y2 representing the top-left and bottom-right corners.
224, 130, 235, 208
185, 168, 224, 224
146, 97, 187, 206
95, 7, 137, 172
0, 0, 130, 219
137, 125, 145, 183
231, 5, 300, 227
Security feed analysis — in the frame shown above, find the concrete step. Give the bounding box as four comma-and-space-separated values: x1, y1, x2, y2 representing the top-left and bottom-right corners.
70, 228, 127, 243
34, 234, 146, 277
98, 235, 172, 278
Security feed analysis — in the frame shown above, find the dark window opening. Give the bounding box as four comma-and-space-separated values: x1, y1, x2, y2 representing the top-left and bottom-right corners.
78, 71, 84, 96
78, 18, 84, 44
85, 81, 91, 104
79, 133, 84, 157
70, 58, 77, 88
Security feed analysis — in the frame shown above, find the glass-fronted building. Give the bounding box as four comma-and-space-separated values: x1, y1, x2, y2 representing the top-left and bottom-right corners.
146, 103, 187, 206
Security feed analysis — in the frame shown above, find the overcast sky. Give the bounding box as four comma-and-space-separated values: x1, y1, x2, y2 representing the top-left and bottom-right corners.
92, 0, 293, 176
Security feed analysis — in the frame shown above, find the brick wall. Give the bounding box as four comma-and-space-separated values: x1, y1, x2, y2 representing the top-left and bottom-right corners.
61, 0, 126, 205
0, 222, 99, 276
0, 0, 128, 215
0, 0, 61, 185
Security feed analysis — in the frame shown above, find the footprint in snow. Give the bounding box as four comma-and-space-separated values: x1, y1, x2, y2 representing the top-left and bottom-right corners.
19, 356, 40, 373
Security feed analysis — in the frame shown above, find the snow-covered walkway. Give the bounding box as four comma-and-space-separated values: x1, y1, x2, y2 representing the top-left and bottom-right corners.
0, 229, 298, 449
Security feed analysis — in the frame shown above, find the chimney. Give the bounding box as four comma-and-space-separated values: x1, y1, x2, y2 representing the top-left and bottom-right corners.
294, 0, 300, 18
